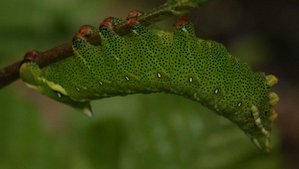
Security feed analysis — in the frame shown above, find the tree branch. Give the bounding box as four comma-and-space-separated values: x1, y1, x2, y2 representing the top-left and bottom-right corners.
0, 0, 208, 89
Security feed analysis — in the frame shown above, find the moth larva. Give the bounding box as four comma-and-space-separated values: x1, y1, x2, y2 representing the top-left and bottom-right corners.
19, 12, 279, 151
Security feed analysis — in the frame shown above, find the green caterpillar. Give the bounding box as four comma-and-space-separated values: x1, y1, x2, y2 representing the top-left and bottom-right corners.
19, 12, 279, 151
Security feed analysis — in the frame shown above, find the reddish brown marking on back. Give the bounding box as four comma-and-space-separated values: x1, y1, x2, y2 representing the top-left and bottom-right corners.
175, 16, 189, 28
23, 50, 39, 62
74, 25, 94, 39
126, 10, 142, 27
100, 17, 114, 29
127, 10, 142, 20
126, 18, 139, 27
79, 25, 91, 37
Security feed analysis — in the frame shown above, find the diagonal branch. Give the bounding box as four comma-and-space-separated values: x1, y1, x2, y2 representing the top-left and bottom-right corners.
0, 0, 208, 89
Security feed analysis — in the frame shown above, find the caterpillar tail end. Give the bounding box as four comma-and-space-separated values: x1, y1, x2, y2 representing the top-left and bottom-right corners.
249, 75, 279, 152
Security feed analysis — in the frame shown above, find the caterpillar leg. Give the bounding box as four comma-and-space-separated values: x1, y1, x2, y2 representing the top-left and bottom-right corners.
76, 25, 98, 39
250, 105, 271, 151
99, 10, 145, 37
22, 50, 40, 63
251, 106, 270, 137
175, 16, 196, 36
265, 75, 279, 120
247, 91, 279, 151
266, 74, 278, 87
126, 10, 143, 29
269, 92, 279, 106
72, 25, 98, 52
72, 25, 98, 50
268, 108, 278, 121
98, 17, 129, 57
268, 92, 279, 121
99, 17, 124, 39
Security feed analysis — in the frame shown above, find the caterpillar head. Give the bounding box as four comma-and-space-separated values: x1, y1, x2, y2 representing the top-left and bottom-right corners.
19, 51, 93, 117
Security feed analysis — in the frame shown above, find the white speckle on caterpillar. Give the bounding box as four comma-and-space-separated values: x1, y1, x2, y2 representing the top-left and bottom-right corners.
189, 77, 193, 83
157, 72, 161, 78
56, 92, 62, 98
237, 102, 242, 107
125, 76, 130, 81
76, 87, 80, 92
99, 81, 103, 85
214, 89, 219, 94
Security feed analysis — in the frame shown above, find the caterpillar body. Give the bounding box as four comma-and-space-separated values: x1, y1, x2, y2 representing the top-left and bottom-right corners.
19, 13, 279, 151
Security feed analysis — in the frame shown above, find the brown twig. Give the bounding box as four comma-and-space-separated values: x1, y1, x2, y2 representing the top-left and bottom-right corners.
0, 0, 203, 89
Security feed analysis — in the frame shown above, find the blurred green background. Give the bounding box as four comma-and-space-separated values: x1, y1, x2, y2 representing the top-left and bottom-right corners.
1, 0, 298, 169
